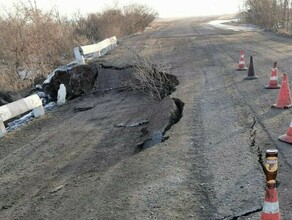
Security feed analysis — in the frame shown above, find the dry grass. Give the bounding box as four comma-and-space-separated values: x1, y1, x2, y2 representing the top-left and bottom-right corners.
72, 3, 158, 42
0, 1, 157, 103
124, 46, 177, 101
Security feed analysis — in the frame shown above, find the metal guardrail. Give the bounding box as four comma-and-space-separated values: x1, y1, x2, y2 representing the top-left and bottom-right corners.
0, 94, 45, 137
74, 36, 117, 64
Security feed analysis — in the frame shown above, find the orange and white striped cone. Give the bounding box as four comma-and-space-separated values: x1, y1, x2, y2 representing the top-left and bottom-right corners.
265, 62, 281, 89
236, 50, 248, 71
272, 73, 292, 109
260, 180, 281, 220
279, 120, 292, 144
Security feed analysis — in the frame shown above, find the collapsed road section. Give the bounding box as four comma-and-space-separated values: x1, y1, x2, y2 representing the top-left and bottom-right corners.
0, 57, 185, 220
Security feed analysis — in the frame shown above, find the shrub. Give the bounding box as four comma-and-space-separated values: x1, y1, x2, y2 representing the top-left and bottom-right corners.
0, 1, 89, 98
72, 4, 158, 42
123, 4, 158, 35
125, 45, 177, 101
0, 1, 158, 102
243, 0, 292, 32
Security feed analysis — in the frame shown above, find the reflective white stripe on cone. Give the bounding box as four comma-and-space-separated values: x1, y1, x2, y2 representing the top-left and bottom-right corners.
279, 120, 292, 144
260, 180, 280, 220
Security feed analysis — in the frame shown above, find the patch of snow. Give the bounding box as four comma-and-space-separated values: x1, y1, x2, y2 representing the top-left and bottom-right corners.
7, 112, 34, 132
37, 91, 48, 105
208, 19, 260, 32
6, 102, 56, 132
44, 102, 56, 111
6, 59, 79, 133
43, 70, 56, 84
43, 60, 78, 84
37, 91, 47, 99
17, 68, 36, 80
35, 84, 43, 90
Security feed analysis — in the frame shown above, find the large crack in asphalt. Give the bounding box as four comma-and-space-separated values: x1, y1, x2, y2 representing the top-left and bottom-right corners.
219, 116, 265, 218
164, 98, 185, 133
249, 116, 264, 170
95, 63, 184, 153
136, 97, 185, 152
40, 60, 184, 155
98, 63, 133, 70
229, 207, 263, 219
203, 38, 265, 218
214, 36, 292, 171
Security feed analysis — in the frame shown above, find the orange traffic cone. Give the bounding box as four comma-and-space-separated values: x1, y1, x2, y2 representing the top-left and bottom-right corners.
244, 56, 258, 80
260, 180, 281, 220
236, 50, 248, 71
279, 120, 292, 144
265, 62, 280, 89
272, 73, 292, 109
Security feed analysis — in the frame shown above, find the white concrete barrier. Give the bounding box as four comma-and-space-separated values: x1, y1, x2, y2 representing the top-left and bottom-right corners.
74, 36, 117, 64
0, 94, 45, 137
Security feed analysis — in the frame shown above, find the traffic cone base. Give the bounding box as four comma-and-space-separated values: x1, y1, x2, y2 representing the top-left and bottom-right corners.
245, 75, 258, 80
272, 103, 292, 109
236, 67, 248, 71
278, 120, 292, 144
265, 84, 281, 89
261, 212, 281, 219
244, 56, 258, 80
279, 134, 292, 144
260, 180, 281, 220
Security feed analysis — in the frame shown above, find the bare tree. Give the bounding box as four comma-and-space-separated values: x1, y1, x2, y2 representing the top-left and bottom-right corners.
243, 0, 292, 32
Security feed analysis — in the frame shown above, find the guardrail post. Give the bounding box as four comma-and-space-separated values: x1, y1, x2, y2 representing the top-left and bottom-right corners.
0, 120, 6, 137
33, 105, 45, 118
74, 36, 117, 64
74, 47, 85, 65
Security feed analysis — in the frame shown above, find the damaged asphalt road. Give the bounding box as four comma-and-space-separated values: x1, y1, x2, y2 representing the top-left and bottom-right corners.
1, 16, 292, 219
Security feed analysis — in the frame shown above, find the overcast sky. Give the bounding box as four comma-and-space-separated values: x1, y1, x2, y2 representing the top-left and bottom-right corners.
0, 0, 244, 18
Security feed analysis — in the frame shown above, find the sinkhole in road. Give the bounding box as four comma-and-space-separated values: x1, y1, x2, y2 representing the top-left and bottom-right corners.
135, 97, 184, 153
97, 63, 184, 152
43, 61, 185, 153
97, 63, 179, 100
